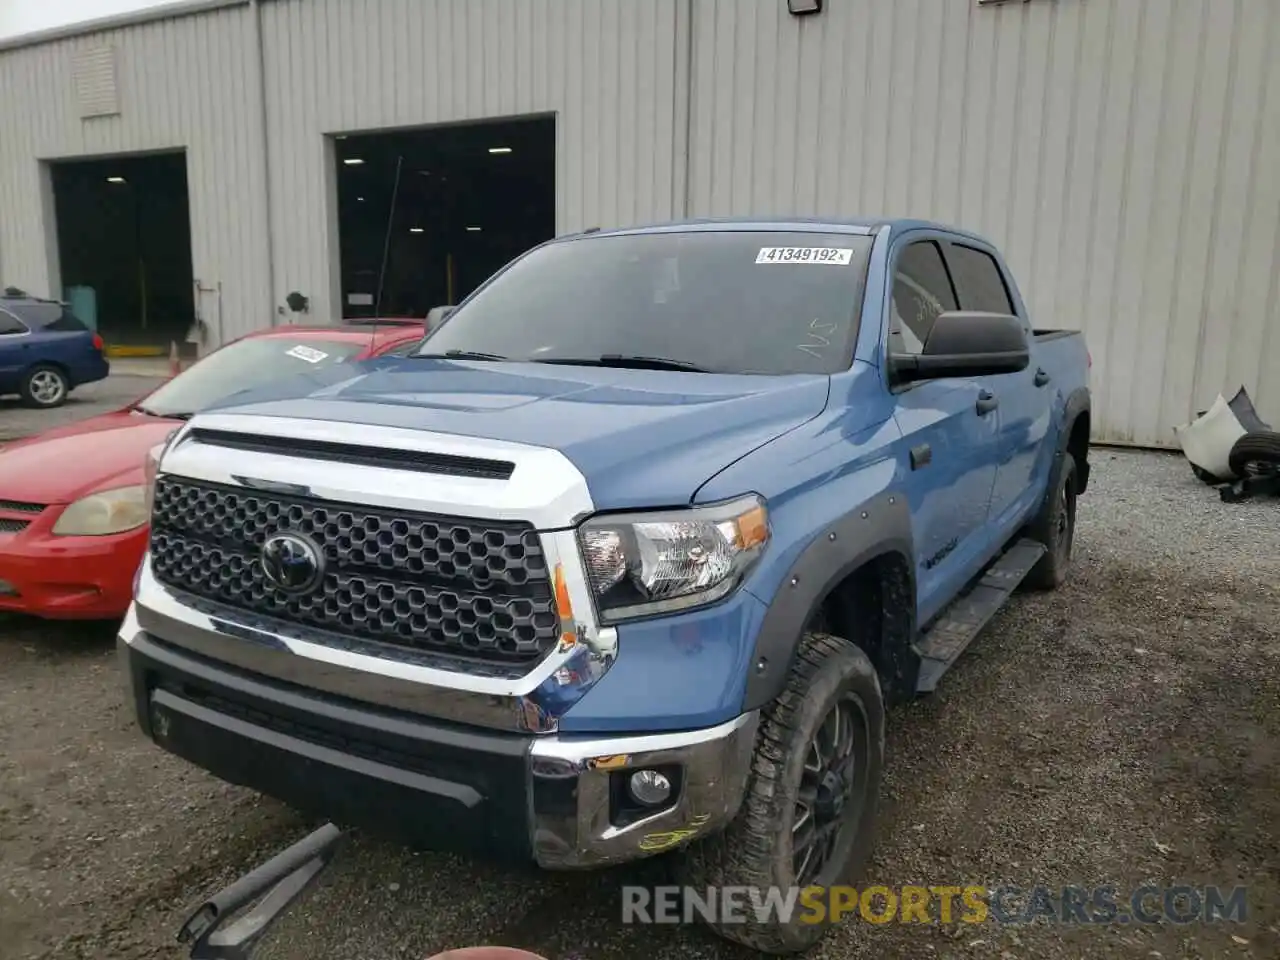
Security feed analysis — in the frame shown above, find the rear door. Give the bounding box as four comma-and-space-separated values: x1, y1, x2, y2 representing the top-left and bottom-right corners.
943, 241, 1052, 527
887, 236, 1001, 622
8, 302, 96, 375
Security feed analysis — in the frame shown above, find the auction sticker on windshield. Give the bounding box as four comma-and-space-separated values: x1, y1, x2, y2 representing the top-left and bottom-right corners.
755, 247, 854, 265
285, 344, 330, 363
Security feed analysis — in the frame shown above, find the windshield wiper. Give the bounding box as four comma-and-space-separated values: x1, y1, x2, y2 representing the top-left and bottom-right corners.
532, 354, 712, 373
134, 405, 192, 420
414, 350, 508, 362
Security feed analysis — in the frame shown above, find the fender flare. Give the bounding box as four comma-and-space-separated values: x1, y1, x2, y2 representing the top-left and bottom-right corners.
1061, 387, 1091, 493
742, 492, 916, 711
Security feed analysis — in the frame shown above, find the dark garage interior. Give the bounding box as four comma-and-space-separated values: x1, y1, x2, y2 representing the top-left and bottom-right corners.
335, 116, 555, 320
51, 152, 195, 351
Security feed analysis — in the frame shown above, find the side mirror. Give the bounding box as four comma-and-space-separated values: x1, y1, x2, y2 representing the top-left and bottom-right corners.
890, 311, 1029, 383
424, 305, 455, 331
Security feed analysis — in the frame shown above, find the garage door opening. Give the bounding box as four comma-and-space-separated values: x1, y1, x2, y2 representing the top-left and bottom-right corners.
335, 116, 555, 320
50, 152, 195, 355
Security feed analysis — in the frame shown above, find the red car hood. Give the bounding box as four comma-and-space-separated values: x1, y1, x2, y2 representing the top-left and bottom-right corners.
0, 409, 182, 505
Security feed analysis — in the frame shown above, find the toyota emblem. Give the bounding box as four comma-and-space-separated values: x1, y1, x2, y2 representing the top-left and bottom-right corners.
260, 532, 324, 593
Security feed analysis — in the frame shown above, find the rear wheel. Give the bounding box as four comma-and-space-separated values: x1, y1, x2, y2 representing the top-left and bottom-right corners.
1024, 452, 1077, 590
20, 364, 69, 408
674, 631, 885, 953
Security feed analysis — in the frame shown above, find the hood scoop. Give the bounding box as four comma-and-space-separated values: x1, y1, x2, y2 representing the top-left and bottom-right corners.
187, 427, 515, 481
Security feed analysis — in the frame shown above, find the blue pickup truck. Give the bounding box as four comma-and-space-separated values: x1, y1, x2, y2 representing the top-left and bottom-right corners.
121, 218, 1090, 952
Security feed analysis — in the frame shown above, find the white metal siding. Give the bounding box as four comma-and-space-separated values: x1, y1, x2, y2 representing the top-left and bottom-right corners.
257, 0, 687, 323
0, 5, 271, 342
686, 0, 1280, 446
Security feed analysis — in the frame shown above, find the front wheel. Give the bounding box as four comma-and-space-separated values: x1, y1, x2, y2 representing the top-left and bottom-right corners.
674, 632, 885, 953
20, 364, 70, 408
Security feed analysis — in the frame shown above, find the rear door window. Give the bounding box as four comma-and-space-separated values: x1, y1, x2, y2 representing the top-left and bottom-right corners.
0, 310, 28, 335
8, 302, 88, 332
946, 244, 1016, 315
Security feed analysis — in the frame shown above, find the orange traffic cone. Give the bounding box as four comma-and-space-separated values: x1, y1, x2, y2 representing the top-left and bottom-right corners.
169, 340, 181, 377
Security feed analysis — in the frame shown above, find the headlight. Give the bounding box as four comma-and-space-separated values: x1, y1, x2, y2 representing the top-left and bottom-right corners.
144, 442, 165, 514
52, 486, 149, 536
577, 494, 769, 623
143, 428, 181, 515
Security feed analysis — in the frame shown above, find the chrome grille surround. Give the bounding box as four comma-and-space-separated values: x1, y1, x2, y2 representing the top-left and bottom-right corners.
124, 412, 617, 733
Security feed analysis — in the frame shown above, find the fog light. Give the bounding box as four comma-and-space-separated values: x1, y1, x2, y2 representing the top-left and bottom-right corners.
628, 769, 672, 806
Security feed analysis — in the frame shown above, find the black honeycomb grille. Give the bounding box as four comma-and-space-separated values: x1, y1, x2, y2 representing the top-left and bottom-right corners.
149, 476, 560, 666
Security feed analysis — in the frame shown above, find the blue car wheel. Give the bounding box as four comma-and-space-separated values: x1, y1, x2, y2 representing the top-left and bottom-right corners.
21, 364, 70, 408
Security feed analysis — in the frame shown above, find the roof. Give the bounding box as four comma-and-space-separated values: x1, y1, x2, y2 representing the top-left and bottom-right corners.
0, 293, 64, 306
0, 0, 253, 54
557, 216, 996, 246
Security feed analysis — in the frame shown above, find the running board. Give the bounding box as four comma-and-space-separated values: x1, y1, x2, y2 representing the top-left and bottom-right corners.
913, 538, 1046, 693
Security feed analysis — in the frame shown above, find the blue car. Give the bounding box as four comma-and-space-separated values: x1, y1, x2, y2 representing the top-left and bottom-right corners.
0, 293, 110, 408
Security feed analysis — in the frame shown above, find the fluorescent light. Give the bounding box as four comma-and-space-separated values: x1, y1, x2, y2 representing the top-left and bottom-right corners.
356, 196, 365, 201
488, 146, 512, 154
343, 158, 364, 165
409, 227, 424, 233
465, 226, 482, 232
106, 176, 126, 183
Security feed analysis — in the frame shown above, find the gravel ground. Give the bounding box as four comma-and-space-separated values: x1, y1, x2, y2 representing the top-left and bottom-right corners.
0, 374, 165, 441
1, 448, 1277, 960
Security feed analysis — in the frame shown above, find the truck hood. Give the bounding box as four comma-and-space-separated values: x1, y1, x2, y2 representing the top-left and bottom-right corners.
0, 409, 181, 505
202, 359, 832, 509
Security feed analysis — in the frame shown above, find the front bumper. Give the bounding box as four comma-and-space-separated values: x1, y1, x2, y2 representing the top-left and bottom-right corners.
119, 611, 758, 869
0, 523, 144, 619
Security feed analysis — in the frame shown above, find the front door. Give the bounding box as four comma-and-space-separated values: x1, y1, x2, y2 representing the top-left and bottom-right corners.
887, 238, 1000, 624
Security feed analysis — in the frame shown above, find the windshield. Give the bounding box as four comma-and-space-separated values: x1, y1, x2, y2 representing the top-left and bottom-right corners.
416, 231, 874, 375
138, 336, 366, 418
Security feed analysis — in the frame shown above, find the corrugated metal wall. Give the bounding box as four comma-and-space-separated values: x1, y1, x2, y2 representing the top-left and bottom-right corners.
257, 0, 688, 323
0, 3, 272, 343
1, 0, 1276, 446
686, 0, 1280, 446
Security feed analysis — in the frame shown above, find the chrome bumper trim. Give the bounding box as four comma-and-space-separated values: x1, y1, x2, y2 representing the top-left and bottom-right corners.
528, 711, 759, 868
128, 415, 618, 733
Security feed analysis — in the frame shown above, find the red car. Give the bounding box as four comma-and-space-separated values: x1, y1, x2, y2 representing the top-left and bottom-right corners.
0, 320, 425, 619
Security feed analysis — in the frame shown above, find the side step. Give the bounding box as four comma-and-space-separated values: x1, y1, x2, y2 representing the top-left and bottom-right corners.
913, 538, 1046, 693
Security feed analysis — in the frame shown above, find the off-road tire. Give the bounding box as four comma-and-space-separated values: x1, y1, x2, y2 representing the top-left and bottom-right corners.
673, 632, 885, 954
1227, 431, 1280, 479
19, 364, 70, 409
1024, 451, 1077, 590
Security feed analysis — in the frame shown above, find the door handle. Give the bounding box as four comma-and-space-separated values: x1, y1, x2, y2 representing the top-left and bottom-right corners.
976, 390, 998, 415
1034, 368, 1051, 387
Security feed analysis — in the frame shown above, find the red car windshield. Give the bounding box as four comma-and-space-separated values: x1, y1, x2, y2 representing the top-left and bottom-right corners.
136, 336, 367, 419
